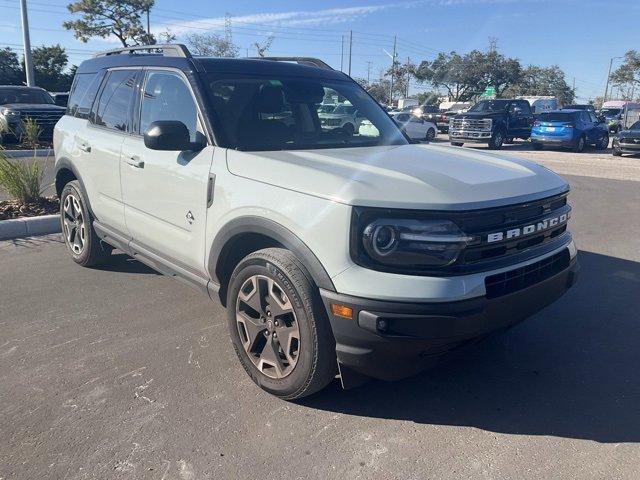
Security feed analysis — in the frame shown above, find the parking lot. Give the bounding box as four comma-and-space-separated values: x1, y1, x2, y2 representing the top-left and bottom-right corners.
1, 142, 639, 479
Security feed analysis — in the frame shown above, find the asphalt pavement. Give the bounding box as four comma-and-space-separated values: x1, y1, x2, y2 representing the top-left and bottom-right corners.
1, 165, 640, 478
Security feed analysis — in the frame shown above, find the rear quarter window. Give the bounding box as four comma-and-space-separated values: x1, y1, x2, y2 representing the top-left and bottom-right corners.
68, 72, 104, 119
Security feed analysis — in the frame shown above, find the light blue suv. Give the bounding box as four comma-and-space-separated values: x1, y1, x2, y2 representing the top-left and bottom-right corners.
531, 109, 609, 152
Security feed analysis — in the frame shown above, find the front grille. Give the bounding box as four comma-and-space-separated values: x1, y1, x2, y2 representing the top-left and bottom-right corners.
484, 248, 570, 299
20, 110, 65, 127
452, 118, 491, 131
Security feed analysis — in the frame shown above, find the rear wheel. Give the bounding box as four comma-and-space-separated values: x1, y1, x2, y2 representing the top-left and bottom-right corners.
488, 129, 504, 150
596, 133, 609, 150
612, 146, 623, 157
573, 135, 586, 153
425, 127, 436, 141
505, 137, 514, 144
532, 142, 543, 151
227, 248, 336, 400
60, 181, 112, 267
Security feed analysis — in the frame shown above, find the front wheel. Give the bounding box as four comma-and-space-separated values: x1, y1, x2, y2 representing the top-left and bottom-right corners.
612, 146, 623, 157
60, 180, 112, 267
450, 142, 464, 147
227, 248, 336, 400
488, 130, 504, 150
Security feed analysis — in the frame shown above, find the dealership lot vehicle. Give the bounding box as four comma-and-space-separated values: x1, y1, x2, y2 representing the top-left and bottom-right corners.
449, 99, 535, 149
0, 85, 66, 143
391, 112, 437, 140
531, 110, 609, 152
613, 120, 640, 156
54, 44, 577, 399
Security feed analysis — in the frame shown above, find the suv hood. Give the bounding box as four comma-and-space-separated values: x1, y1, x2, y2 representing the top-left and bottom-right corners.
227, 144, 568, 210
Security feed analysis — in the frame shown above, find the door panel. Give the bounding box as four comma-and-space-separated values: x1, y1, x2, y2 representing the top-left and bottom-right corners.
121, 138, 214, 273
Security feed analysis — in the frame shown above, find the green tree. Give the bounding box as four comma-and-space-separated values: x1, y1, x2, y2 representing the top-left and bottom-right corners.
414, 49, 522, 101
0, 48, 22, 85
505, 65, 575, 106
30, 45, 74, 91
63, 0, 155, 47
610, 50, 640, 99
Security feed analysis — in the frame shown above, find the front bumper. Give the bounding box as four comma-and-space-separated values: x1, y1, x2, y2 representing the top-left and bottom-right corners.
449, 129, 492, 142
321, 250, 579, 381
616, 142, 640, 154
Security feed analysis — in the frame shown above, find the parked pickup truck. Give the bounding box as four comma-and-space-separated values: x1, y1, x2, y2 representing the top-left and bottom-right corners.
449, 99, 535, 149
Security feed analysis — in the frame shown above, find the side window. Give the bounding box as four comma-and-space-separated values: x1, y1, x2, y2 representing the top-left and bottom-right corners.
588, 112, 598, 123
409, 115, 422, 123
92, 70, 137, 132
140, 70, 198, 141
67, 72, 103, 119
397, 114, 409, 122
518, 101, 532, 115
580, 112, 591, 123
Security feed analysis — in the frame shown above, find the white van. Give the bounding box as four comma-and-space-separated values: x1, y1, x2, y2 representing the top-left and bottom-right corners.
518, 96, 558, 115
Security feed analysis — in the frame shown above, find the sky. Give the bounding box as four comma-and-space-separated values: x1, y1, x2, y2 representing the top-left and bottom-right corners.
0, 0, 638, 102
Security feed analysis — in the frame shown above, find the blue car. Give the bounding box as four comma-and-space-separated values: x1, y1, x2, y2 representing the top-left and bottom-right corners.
531, 109, 609, 152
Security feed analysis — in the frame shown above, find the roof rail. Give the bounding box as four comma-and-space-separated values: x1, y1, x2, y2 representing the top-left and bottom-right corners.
249, 57, 333, 70
94, 44, 191, 59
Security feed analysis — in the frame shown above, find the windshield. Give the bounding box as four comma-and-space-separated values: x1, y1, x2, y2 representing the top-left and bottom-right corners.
0, 88, 54, 105
538, 112, 575, 123
205, 75, 407, 151
317, 104, 336, 113
601, 108, 621, 117
468, 100, 510, 113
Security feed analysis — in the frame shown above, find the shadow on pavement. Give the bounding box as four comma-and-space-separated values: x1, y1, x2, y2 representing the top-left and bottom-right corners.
301, 250, 640, 443
95, 252, 160, 275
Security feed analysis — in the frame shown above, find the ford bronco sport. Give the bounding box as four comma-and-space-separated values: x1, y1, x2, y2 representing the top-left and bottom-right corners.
54, 45, 578, 400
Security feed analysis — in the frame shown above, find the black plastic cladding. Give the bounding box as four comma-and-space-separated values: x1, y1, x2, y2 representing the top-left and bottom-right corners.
350, 192, 572, 276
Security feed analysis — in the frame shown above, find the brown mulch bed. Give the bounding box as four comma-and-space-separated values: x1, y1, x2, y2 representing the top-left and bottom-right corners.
0, 196, 59, 220
1, 141, 53, 151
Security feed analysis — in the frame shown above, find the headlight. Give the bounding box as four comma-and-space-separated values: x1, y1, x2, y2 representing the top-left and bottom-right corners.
352, 210, 477, 271
1, 108, 20, 117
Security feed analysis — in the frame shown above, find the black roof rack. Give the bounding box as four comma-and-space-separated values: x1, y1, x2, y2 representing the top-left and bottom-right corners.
249, 57, 333, 70
94, 44, 191, 59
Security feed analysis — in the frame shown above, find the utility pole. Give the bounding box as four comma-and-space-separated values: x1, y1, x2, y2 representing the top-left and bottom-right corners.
406, 56, 410, 98
348, 30, 353, 76
603, 56, 622, 103
389, 35, 396, 106
146, 8, 151, 37
340, 35, 344, 72
572, 77, 575, 92
366, 61, 372, 84
19, 0, 34, 86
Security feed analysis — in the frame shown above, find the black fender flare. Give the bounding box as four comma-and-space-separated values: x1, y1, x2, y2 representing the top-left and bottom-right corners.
54, 158, 96, 219
208, 216, 336, 292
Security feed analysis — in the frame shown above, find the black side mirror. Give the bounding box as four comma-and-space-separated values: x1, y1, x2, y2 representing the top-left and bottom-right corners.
144, 120, 205, 151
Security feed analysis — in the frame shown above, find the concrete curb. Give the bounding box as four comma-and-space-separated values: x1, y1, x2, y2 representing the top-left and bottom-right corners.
3, 149, 53, 159
0, 214, 60, 240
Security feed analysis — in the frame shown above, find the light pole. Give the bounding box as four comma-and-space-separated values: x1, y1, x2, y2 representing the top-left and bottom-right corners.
19, 0, 34, 86
603, 56, 623, 103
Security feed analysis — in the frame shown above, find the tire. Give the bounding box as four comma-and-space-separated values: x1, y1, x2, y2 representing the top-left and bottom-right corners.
342, 123, 355, 136
612, 146, 622, 157
450, 142, 464, 147
488, 129, 504, 150
226, 248, 336, 400
573, 135, 586, 153
425, 128, 436, 141
596, 133, 609, 150
505, 137, 514, 144
532, 142, 543, 151
60, 180, 112, 267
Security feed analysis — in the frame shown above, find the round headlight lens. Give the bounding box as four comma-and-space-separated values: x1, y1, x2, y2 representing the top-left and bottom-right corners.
372, 225, 397, 256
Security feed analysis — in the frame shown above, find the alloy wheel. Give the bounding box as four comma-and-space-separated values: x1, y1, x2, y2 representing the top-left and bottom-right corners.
235, 275, 301, 379
62, 194, 86, 255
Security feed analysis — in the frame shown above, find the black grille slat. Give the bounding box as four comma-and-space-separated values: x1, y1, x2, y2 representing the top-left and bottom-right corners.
484, 249, 570, 299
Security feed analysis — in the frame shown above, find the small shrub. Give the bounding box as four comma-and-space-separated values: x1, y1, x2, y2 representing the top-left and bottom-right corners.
21, 118, 42, 149
0, 151, 44, 203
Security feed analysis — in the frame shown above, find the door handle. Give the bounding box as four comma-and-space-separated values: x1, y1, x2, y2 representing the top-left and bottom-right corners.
78, 143, 91, 153
125, 155, 144, 169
